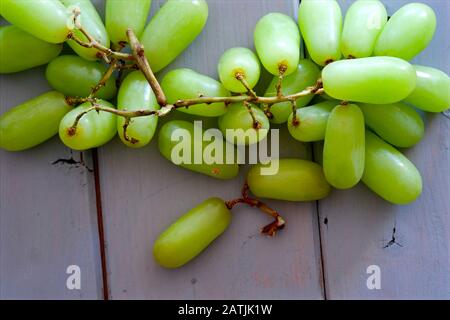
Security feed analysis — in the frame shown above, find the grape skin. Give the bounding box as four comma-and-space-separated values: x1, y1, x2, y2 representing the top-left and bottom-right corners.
153, 197, 231, 269
0, 26, 63, 74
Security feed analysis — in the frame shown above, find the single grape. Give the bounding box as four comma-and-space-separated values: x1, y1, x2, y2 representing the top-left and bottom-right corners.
217, 47, 260, 93
218, 102, 269, 146
0, 91, 72, 151
287, 100, 337, 142
254, 12, 300, 76
45, 55, 117, 100
359, 102, 424, 148
0, 0, 69, 43
404, 65, 450, 113
158, 120, 239, 180
247, 159, 331, 201
105, 0, 152, 44
140, 0, 208, 73
162, 68, 230, 117
341, 0, 387, 58
0, 25, 62, 74
323, 104, 365, 189
363, 130, 422, 205
59, 100, 117, 150
60, 0, 110, 60
117, 71, 159, 148
298, 0, 342, 66
153, 197, 231, 268
374, 3, 436, 61
264, 59, 321, 124
322, 57, 416, 104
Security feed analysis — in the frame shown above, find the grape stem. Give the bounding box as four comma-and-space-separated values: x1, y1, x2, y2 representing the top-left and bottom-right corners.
127, 29, 168, 106
67, 8, 133, 61
67, 16, 324, 130
225, 182, 285, 237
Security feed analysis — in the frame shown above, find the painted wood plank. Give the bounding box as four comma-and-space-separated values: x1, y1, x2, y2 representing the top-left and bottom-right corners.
98, 0, 325, 299
318, 0, 449, 299
0, 61, 102, 297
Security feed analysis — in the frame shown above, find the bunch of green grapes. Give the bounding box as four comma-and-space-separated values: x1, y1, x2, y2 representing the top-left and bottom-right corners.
0, 0, 448, 269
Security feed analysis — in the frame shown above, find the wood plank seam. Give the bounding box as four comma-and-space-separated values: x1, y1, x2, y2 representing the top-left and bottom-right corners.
92, 148, 109, 300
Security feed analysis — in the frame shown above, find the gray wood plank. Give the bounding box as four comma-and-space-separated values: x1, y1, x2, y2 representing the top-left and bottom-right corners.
0, 69, 103, 297
318, 0, 449, 299
98, 0, 325, 299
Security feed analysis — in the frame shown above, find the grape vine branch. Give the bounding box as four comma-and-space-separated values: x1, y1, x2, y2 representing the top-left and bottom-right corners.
65, 9, 324, 139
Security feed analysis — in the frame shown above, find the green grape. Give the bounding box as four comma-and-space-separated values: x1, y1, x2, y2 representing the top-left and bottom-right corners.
153, 197, 231, 268
117, 71, 159, 148
0, 25, 62, 74
217, 47, 261, 93
247, 159, 331, 201
404, 65, 450, 113
0, 0, 69, 43
264, 59, 321, 124
161, 68, 230, 117
323, 104, 365, 189
218, 102, 269, 146
45, 55, 117, 100
140, 0, 208, 73
287, 100, 337, 142
158, 120, 239, 179
0, 91, 71, 151
105, 0, 152, 44
298, 0, 342, 66
59, 100, 117, 150
254, 13, 300, 76
60, 0, 110, 60
359, 102, 424, 148
322, 57, 416, 104
374, 3, 436, 61
341, 0, 387, 58
363, 130, 422, 205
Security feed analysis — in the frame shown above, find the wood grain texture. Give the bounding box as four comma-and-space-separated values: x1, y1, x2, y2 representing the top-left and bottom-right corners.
318, 0, 450, 299
0, 66, 103, 298
98, 0, 325, 299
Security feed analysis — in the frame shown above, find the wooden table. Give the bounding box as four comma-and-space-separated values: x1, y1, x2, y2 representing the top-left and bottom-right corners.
1, 0, 448, 299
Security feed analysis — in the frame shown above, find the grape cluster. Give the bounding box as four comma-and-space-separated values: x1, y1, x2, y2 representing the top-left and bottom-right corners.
0, 0, 448, 269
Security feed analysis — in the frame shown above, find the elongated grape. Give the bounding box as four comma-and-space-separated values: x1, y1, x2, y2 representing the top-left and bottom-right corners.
374, 3, 436, 61
117, 71, 159, 148
154, 197, 231, 268
0, 91, 71, 151
404, 65, 450, 113
61, 0, 110, 60
287, 100, 337, 142
341, 0, 387, 58
158, 120, 239, 179
298, 0, 342, 66
105, 0, 152, 44
254, 13, 300, 76
45, 55, 117, 100
264, 59, 321, 124
162, 68, 230, 117
359, 102, 424, 148
247, 159, 331, 201
140, 0, 208, 73
0, 26, 62, 74
322, 57, 416, 104
0, 0, 69, 43
363, 130, 422, 205
218, 102, 269, 146
59, 100, 117, 150
323, 104, 365, 189
217, 47, 260, 93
